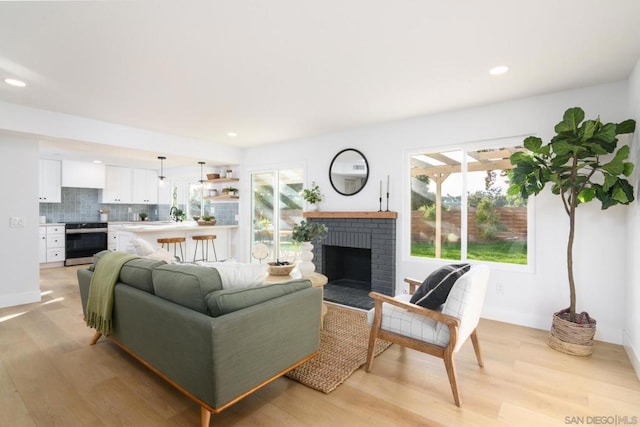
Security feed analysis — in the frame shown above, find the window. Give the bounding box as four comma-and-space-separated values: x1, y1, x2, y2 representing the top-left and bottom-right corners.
251, 169, 304, 262
410, 145, 528, 265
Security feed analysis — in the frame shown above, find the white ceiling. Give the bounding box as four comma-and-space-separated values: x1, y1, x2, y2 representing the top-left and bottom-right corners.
1, 0, 640, 166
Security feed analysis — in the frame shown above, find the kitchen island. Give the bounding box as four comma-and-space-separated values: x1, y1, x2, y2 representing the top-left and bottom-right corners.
114, 221, 238, 262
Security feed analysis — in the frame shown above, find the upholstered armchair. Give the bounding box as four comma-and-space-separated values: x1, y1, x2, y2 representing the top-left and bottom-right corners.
365, 264, 490, 407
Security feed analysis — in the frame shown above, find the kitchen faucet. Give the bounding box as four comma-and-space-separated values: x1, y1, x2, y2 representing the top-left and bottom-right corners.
169, 206, 177, 221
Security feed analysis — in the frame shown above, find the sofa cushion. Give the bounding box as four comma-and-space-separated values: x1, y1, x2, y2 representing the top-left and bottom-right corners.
119, 258, 167, 293
152, 264, 224, 314
410, 264, 470, 309
206, 279, 311, 317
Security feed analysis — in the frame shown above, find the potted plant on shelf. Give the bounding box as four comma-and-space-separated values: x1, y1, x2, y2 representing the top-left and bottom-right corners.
508, 107, 636, 356
223, 186, 238, 197
302, 181, 323, 211
291, 220, 328, 277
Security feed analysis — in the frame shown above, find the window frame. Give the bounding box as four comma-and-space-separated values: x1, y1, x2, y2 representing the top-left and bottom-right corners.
404, 138, 535, 273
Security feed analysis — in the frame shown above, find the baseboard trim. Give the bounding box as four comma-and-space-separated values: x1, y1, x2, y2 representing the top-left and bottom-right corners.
482, 306, 624, 345
0, 290, 41, 309
623, 331, 640, 381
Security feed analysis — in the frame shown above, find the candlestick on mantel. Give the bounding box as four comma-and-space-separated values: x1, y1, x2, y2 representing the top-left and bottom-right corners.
386, 175, 390, 211
379, 180, 382, 197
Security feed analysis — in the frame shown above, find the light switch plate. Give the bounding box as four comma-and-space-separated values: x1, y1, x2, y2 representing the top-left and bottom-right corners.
10, 216, 25, 227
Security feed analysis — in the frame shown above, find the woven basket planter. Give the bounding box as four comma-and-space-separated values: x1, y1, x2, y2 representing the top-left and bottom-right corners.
548, 309, 596, 356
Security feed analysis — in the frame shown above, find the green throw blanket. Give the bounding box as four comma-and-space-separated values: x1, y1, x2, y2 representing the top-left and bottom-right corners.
86, 252, 138, 336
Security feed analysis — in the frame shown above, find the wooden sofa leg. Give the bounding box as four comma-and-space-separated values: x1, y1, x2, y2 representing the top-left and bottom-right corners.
201, 407, 211, 427
89, 331, 102, 345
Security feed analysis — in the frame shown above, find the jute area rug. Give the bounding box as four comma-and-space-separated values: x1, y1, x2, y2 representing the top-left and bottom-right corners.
285, 303, 392, 393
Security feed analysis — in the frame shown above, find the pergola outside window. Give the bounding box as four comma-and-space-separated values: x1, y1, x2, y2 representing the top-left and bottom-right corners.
410, 146, 529, 265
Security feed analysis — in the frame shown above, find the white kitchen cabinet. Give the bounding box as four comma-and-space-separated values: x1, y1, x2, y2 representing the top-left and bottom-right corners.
103, 166, 133, 203
40, 224, 66, 268
39, 227, 47, 262
132, 168, 158, 204
158, 181, 172, 205
107, 223, 121, 251
39, 159, 62, 203
62, 160, 105, 189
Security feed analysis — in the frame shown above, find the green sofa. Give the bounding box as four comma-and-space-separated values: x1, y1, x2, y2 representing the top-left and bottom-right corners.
77, 252, 322, 426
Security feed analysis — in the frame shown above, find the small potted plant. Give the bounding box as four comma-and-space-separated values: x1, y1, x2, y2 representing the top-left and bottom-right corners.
291, 220, 328, 276
172, 208, 186, 222
291, 220, 328, 243
224, 186, 238, 197
301, 182, 322, 211
138, 212, 148, 221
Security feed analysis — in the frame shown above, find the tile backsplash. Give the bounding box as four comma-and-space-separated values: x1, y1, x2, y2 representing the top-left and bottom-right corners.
39, 187, 238, 225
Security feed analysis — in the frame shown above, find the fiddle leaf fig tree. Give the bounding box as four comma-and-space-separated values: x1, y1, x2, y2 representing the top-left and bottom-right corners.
508, 107, 636, 323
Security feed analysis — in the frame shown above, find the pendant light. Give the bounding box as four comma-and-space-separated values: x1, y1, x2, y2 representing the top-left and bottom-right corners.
198, 161, 206, 185
158, 156, 167, 184
198, 161, 206, 217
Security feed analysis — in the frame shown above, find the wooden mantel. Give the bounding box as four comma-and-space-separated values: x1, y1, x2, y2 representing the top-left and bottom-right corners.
303, 211, 397, 219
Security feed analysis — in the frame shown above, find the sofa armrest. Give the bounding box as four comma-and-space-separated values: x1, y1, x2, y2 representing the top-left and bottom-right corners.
209, 285, 322, 408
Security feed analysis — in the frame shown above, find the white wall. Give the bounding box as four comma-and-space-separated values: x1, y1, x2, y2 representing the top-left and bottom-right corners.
0, 135, 41, 308
625, 57, 640, 376
242, 81, 632, 344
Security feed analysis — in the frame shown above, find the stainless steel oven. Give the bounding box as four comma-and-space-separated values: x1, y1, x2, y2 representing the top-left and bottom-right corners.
65, 222, 108, 266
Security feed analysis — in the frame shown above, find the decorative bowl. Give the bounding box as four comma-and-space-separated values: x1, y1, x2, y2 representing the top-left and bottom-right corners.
197, 219, 217, 226
267, 262, 295, 276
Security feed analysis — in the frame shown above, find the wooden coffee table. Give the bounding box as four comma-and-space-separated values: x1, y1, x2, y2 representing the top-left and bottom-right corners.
264, 271, 328, 328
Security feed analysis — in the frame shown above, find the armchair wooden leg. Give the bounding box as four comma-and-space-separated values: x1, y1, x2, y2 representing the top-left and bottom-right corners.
443, 351, 461, 407
365, 327, 378, 372
365, 299, 383, 372
200, 407, 211, 427
470, 329, 484, 367
89, 331, 102, 345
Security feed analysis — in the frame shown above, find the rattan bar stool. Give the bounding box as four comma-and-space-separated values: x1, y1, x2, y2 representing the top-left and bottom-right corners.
192, 235, 217, 262
157, 237, 186, 262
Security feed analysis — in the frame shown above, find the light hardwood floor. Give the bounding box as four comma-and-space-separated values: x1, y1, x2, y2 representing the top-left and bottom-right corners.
1, 266, 639, 426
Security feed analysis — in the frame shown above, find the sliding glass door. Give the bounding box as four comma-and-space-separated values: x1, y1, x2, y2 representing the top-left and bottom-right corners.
251, 168, 304, 263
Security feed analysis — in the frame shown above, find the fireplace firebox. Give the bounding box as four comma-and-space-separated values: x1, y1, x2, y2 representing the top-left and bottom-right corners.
324, 246, 372, 287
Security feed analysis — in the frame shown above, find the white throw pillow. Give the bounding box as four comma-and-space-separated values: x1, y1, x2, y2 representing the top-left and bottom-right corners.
126, 237, 156, 256
144, 247, 177, 264
202, 262, 268, 289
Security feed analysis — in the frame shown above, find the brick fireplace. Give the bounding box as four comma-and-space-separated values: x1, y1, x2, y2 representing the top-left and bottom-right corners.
304, 211, 397, 297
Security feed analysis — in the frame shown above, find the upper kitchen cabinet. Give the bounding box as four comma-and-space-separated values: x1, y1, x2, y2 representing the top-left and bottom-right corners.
132, 168, 158, 204
39, 159, 61, 203
102, 165, 132, 203
62, 160, 106, 188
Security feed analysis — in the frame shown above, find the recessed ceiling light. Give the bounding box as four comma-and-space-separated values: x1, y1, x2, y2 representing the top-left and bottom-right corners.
93, 160, 103, 164
4, 78, 26, 87
489, 65, 509, 76
227, 132, 238, 137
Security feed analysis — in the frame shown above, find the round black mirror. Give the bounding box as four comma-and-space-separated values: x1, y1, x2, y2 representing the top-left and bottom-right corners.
329, 148, 369, 196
